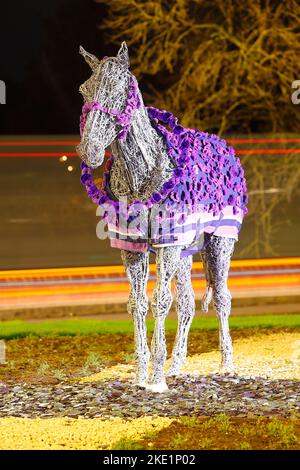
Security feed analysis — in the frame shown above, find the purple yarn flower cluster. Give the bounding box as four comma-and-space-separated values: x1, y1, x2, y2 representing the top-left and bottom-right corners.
145, 107, 248, 217
80, 105, 248, 222
116, 78, 141, 139
79, 101, 102, 137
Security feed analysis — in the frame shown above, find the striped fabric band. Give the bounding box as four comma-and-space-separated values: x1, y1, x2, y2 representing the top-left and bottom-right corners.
108, 205, 243, 256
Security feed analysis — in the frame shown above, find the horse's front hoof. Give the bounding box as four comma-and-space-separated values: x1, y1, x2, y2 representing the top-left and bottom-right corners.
133, 380, 148, 388
219, 363, 235, 374
133, 374, 149, 388
146, 382, 169, 393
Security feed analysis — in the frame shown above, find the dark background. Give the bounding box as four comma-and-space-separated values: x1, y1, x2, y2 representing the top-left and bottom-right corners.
0, 0, 114, 134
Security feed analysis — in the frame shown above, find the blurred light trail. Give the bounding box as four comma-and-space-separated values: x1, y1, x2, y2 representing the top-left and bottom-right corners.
0, 152, 78, 157
228, 138, 300, 143
248, 188, 285, 195
237, 149, 300, 154
2, 149, 300, 157
0, 258, 299, 311
1, 138, 300, 146
0, 141, 79, 146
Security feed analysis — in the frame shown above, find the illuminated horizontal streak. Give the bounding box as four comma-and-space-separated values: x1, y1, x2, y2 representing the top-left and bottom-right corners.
0, 258, 299, 280
0, 141, 79, 146
2, 268, 300, 288
0, 274, 299, 299
0, 149, 300, 158
237, 149, 300, 154
0, 152, 112, 158
1, 138, 300, 146
0, 152, 78, 157
228, 138, 300, 143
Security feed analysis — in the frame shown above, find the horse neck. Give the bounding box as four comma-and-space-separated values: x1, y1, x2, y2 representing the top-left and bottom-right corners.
110, 94, 173, 200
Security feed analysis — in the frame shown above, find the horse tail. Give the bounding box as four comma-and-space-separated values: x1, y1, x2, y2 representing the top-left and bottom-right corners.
201, 284, 213, 313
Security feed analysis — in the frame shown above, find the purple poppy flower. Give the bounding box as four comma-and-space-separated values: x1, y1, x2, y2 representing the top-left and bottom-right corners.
80, 161, 89, 170
168, 118, 178, 129
174, 168, 184, 178
161, 111, 173, 123
147, 107, 158, 119
151, 193, 162, 203
98, 194, 109, 205
178, 155, 190, 167
173, 125, 185, 135
179, 138, 190, 150
80, 174, 92, 185
87, 184, 99, 197
165, 180, 176, 191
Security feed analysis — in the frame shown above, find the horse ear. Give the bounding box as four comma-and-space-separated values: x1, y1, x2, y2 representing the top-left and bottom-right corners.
79, 46, 100, 71
117, 41, 130, 69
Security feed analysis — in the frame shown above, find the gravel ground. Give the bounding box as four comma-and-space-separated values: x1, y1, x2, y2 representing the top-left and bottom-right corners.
0, 331, 299, 420
0, 373, 299, 420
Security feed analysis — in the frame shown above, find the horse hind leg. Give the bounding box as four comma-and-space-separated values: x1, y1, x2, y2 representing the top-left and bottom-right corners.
167, 255, 195, 376
121, 250, 150, 386
200, 247, 213, 313
204, 235, 236, 371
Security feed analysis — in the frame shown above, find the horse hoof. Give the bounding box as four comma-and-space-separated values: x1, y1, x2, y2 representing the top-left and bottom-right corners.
219, 364, 235, 374
166, 366, 181, 377
133, 380, 148, 388
146, 382, 169, 393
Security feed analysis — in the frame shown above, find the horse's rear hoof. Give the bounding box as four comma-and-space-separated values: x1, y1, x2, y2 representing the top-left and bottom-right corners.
166, 366, 181, 377
146, 382, 169, 393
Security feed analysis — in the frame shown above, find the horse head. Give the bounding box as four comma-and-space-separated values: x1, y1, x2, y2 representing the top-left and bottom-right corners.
77, 42, 136, 168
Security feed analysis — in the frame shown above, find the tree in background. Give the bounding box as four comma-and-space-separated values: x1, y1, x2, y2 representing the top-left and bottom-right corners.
96, 0, 300, 257
97, 0, 300, 134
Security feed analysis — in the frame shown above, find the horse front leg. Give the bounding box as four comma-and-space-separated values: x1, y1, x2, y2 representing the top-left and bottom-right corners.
121, 250, 150, 386
167, 255, 195, 376
149, 246, 181, 392
204, 236, 236, 371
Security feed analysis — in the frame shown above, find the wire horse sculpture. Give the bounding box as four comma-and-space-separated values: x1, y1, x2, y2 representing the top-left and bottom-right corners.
77, 42, 248, 392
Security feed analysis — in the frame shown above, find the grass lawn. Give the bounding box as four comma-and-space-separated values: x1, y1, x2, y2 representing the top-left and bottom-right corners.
0, 314, 299, 339
113, 415, 300, 450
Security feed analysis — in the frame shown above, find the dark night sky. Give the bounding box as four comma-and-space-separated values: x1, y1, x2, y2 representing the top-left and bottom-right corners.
0, 0, 113, 134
